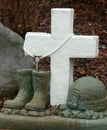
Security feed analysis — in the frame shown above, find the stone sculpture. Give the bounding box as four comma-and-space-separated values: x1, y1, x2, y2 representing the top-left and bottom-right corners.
23, 8, 99, 105
2, 8, 105, 119
2, 76, 107, 120
0, 22, 33, 97
59, 77, 107, 120
1, 8, 107, 130
4, 69, 50, 110
67, 77, 107, 112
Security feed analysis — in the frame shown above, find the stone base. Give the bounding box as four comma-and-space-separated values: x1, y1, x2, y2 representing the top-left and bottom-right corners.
0, 113, 107, 130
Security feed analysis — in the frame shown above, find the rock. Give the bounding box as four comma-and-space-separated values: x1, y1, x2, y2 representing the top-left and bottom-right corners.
6, 108, 12, 114
71, 110, 81, 116
70, 114, 76, 118
51, 105, 60, 115
61, 109, 72, 117
27, 111, 39, 117
45, 109, 51, 116
104, 110, 107, 117
99, 112, 104, 119
92, 112, 100, 119
19, 109, 27, 116
70, 110, 81, 118
39, 111, 45, 117
3, 111, 9, 115
77, 113, 85, 119
59, 104, 68, 111
0, 22, 33, 97
2, 108, 12, 114
12, 109, 20, 115
85, 110, 94, 120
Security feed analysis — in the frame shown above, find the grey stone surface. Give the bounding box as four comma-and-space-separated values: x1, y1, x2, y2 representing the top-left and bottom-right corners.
0, 22, 33, 97
0, 113, 107, 130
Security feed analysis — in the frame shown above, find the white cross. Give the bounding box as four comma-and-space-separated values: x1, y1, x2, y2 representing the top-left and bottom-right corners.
23, 8, 99, 105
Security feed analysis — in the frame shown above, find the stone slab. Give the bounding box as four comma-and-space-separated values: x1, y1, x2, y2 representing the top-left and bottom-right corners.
0, 113, 107, 130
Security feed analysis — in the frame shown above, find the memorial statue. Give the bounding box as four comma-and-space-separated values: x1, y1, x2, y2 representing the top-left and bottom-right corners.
3, 69, 50, 111
2, 75, 107, 120
0, 8, 107, 130
2, 9, 107, 120
58, 77, 107, 120
67, 77, 107, 112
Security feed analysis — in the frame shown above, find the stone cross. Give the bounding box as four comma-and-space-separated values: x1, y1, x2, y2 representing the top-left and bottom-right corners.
23, 8, 99, 105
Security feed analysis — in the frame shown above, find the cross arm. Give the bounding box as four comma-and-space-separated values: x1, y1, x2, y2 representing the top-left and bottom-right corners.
59, 35, 99, 58
23, 32, 72, 58
23, 32, 52, 57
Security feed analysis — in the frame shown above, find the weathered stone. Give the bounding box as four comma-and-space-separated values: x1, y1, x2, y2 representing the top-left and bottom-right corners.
1, 113, 107, 130
59, 104, 68, 111
99, 112, 104, 119
57, 111, 63, 116
70, 114, 75, 118
85, 110, 94, 120
12, 109, 20, 115
25, 70, 50, 111
27, 111, 39, 117
51, 105, 60, 115
45, 109, 51, 116
3, 69, 33, 109
61, 109, 72, 117
77, 113, 85, 119
67, 77, 107, 111
19, 109, 27, 116
71, 110, 80, 118
2, 108, 12, 114
39, 111, 45, 117
3, 111, 8, 115
0, 22, 33, 97
104, 110, 107, 117
1, 107, 5, 113
6, 108, 12, 114
92, 112, 100, 119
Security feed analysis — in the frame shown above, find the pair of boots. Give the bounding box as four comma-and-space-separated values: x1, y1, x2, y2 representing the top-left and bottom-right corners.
3, 69, 50, 111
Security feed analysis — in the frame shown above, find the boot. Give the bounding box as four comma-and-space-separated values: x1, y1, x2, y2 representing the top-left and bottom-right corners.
25, 70, 50, 111
3, 69, 33, 109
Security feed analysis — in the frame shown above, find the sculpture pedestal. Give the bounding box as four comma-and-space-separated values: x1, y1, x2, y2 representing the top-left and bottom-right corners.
0, 112, 107, 130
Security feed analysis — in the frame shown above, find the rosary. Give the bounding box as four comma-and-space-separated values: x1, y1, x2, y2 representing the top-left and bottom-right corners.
34, 56, 40, 70
34, 35, 71, 70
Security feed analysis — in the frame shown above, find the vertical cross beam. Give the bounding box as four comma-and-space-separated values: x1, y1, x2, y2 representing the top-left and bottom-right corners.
50, 9, 74, 105
51, 8, 74, 36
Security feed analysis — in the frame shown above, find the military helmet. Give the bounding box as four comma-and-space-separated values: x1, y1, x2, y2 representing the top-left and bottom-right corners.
67, 77, 107, 112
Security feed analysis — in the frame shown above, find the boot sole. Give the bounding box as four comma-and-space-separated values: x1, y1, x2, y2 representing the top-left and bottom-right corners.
3, 104, 24, 109
25, 106, 46, 112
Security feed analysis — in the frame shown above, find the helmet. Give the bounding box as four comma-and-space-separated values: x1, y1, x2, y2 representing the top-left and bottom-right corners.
67, 77, 107, 112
